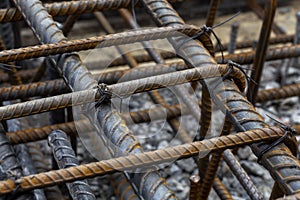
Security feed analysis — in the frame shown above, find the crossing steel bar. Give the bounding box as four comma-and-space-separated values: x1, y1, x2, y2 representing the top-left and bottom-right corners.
139, 0, 300, 195
0, 25, 200, 63
0, 61, 187, 101
0, 64, 246, 121
0, 0, 132, 23
12, 0, 176, 199
0, 126, 286, 195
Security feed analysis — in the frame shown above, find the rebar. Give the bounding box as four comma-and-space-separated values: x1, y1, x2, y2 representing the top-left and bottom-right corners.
223, 150, 264, 200
0, 126, 286, 195
248, 0, 277, 102
48, 130, 96, 200
0, 0, 132, 23
0, 25, 200, 63
228, 22, 239, 54
140, 0, 300, 195
0, 0, 299, 199
0, 64, 246, 121
189, 175, 201, 200
13, 0, 176, 199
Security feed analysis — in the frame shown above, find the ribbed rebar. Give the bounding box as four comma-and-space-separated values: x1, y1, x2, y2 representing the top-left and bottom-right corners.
213, 178, 234, 200
205, 0, 221, 28
189, 175, 201, 200
13, 0, 176, 199
223, 150, 263, 200
0, 25, 200, 63
0, 123, 32, 199
198, 119, 233, 200
220, 44, 300, 64
0, 126, 286, 194
140, 0, 300, 195
0, 61, 187, 101
248, 0, 276, 102
0, 64, 246, 121
110, 173, 140, 200
0, 0, 132, 23
48, 130, 96, 200
14, 144, 47, 200
27, 143, 64, 200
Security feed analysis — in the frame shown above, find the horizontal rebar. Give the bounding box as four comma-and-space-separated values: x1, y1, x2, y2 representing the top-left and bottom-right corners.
0, 64, 245, 121
0, 0, 132, 23
0, 25, 200, 63
0, 126, 285, 194
8, 80, 300, 144
0, 61, 187, 101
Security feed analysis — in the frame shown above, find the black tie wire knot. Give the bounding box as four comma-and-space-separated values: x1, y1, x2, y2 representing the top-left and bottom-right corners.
211, 60, 254, 92
257, 114, 298, 163
178, 12, 240, 64
94, 83, 112, 109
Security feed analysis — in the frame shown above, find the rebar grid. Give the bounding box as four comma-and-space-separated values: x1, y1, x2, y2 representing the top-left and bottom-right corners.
0, 0, 299, 199
0, 126, 286, 194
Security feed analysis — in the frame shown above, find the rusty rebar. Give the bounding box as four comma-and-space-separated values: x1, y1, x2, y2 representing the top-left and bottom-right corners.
205, 0, 221, 28
247, 0, 277, 102
220, 44, 300, 64
0, 126, 286, 195
0, 64, 246, 121
213, 178, 234, 200
48, 130, 96, 200
0, 61, 188, 101
8, 80, 300, 145
139, 0, 300, 195
106, 34, 295, 66
0, 25, 200, 63
247, 0, 285, 35
13, 0, 176, 199
198, 119, 233, 200
110, 173, 140, 200
0, 0, 132, 23
189, 174, 201, 200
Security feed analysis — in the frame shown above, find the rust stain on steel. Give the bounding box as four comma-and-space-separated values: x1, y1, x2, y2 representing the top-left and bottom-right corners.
0, 126, 285, 194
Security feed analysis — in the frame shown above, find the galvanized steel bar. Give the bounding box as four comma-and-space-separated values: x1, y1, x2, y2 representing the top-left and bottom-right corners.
0, 126, 286, 194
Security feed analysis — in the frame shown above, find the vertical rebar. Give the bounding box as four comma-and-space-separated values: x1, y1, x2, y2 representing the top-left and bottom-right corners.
228, 22, 239, 54
293, 12, 300, 67
14, 144, 47, 200
27, 143, 64, 200
248, 0, 277, 102
189, 174, 201, 200
48, 130, 96, 200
